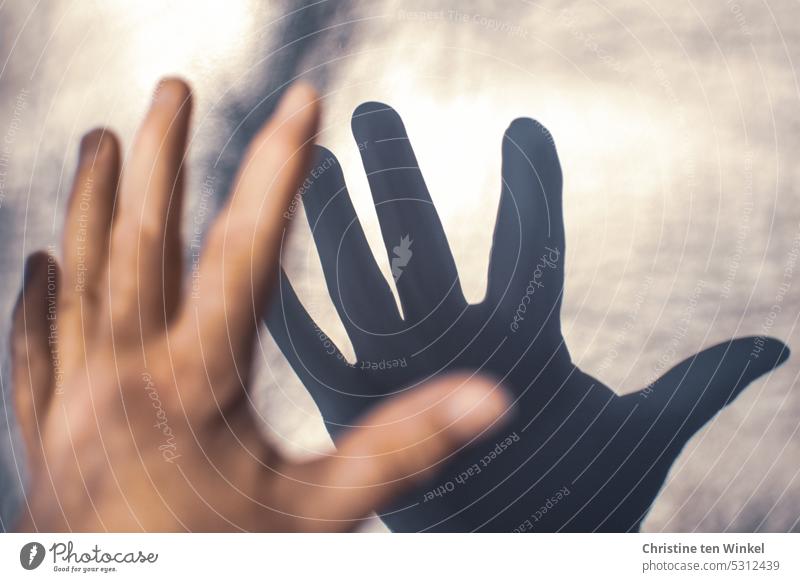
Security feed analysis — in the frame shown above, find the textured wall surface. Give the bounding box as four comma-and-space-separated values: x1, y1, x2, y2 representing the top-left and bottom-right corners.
0, 0, 798, 531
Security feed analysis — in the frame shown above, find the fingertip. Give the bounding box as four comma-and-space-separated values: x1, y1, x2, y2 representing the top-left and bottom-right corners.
285, 81, 319, 105
19, 252, 56, 309
274, 81, 321, 127
258, 83, 321, 158
311, 144, 338, 163
439, 374, 513, 441
152, 77, 193, 107
23, 251, 50, 285
352, 100, 391, 118
746, 336, 791, 369
764, 337, 790, 365
778, 343, 791, 364
13, 252, 56, 347
507, 116, 550, 136
351, 101, 402, 135
79, 128, 120, 164
504, 117, 559, 158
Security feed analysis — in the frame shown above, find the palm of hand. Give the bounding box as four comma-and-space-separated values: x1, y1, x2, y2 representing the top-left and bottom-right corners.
268, 102, 788, 531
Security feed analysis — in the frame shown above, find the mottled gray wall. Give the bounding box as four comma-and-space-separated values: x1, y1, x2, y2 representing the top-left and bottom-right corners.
0, 0, 798, 531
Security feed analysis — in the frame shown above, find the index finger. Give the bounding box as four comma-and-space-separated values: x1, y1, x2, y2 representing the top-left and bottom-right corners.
178, 83, 320, 385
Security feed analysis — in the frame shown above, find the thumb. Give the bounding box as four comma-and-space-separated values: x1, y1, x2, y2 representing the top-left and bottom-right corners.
279, 373, 511, 531
11, 252, 59, 456
632, 336, 789, 438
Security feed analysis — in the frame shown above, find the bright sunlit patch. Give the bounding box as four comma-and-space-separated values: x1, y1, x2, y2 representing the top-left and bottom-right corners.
102, 0, 255, 92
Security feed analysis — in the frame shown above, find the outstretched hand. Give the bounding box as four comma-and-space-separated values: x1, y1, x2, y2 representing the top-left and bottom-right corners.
268, 102, 790, 531
10, 81, 509, 532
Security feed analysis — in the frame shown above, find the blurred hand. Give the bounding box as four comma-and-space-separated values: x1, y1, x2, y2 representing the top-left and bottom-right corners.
10, 80, 509, 532
268, 102, 790, 531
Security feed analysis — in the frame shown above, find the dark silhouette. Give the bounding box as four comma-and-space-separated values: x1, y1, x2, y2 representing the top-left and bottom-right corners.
267, 102, 790, 532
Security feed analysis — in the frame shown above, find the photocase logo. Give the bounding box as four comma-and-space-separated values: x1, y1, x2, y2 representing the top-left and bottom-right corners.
391, 234, 413, 281
20, 542, 46, 570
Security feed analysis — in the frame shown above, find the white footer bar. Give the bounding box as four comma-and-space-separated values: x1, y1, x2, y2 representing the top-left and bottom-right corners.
2, 533, 797, 581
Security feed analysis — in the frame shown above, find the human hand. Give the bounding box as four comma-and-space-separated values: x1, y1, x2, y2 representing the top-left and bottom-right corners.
267, 102, 790, 531
10, 81, 510, 532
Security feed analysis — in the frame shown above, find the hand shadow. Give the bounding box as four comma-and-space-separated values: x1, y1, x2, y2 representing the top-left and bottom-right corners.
267, 102, 790, 532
